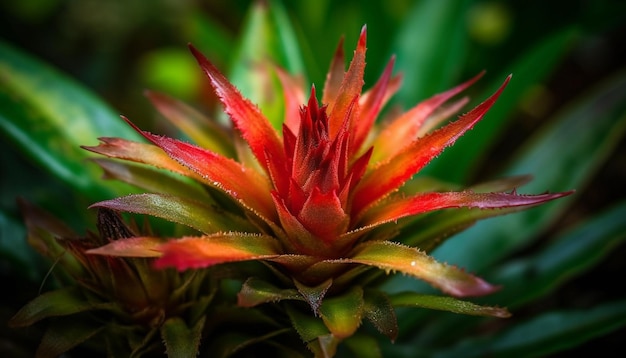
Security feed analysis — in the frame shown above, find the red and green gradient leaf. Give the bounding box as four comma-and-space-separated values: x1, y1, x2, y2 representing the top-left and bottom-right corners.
346, 241, 499, 297
154, 233, 282, 270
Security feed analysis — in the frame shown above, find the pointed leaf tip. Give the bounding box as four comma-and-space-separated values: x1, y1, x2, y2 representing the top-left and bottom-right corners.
359, 25, 367, 45
188, 43, 285, 175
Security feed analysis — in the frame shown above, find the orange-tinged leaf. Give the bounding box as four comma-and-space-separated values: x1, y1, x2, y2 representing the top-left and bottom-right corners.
83, 137, 196, 178
328, 25, 367, 138
145, 91, 234, 157
360, 190, 574, 228
128, 122, 277, 222
354, 75, 511, 214
346, 241, 499, 297
87, 236, 164, 257
275, 68, 306, 133
352, 56, 395, 155
91, 158, 214, 203
189, 45, 285, 173
371, 71, 484, 163
154, 233, 282, 270
322, 36, 346, 107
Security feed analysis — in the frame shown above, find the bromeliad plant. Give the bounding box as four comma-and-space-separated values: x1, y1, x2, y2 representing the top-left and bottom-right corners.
63, 26, 572, 355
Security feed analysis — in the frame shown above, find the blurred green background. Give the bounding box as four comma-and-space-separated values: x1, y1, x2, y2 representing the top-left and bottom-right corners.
1, 0, 625, 356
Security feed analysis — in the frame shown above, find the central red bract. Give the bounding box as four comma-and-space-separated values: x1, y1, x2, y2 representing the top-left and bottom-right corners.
270, 88, 372, 255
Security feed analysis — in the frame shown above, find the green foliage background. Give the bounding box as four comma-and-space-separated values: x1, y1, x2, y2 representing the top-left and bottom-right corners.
1, 0, 625, 356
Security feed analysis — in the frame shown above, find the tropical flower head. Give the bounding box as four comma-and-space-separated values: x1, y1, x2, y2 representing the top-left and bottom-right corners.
83, 26, 571, 350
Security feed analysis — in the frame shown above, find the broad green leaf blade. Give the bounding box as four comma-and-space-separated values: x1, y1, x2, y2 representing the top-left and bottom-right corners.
434, 70, 626, 273
423, 26, 580, 182
390, 292, 509, 318
485, 201, 626, 308
36, 318, 104, 358
91, 193, 255, 234
391, 0, 471, 106
161, 316, 205, 358
433, 300, 626, 358
0, 41, 140, 200
319, 287, 365, 339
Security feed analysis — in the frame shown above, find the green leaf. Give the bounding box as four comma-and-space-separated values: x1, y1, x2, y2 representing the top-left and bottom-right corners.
391, 0, 471, 106
434, 69, 626, 273
343, 334, 383, 358
226, 0, 305, 128
433, 300, 626, 358
319, 287, 364, 339
91, 158, 215, 204
161, 316, 205, 358
91, 193, 256, 234
9, 287, 115, 327
237, 278, 301, 307
286, 303, 329, 343
348, 241, 498, 297
402, 201, 626, 345
145, 91, 235, 157
390, 292, 509, 318
0, 41, 140, 201
423, 26, 580, 182
294, 278, 333, 315
36, 318, 104, 358
485, 201, 626, 308
363, 289, 398, 341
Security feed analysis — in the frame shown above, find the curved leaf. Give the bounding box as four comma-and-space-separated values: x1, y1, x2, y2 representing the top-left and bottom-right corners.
346, 241, 498, 297
391, 0, 471, 105
91, 193, 254, 234
485, 201, 626, 308
237, 278, 301, 308
9, 287, 115, 327
154, 233, 282, 271
424, 26, 580, 182
390, 292, 510, 318
0, 41, 139, 200
227, 0, 305, 128
92, 158, 214, 203
354, 77, 510, 214
434, 70, 626, 272
433, 300, 626, 358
